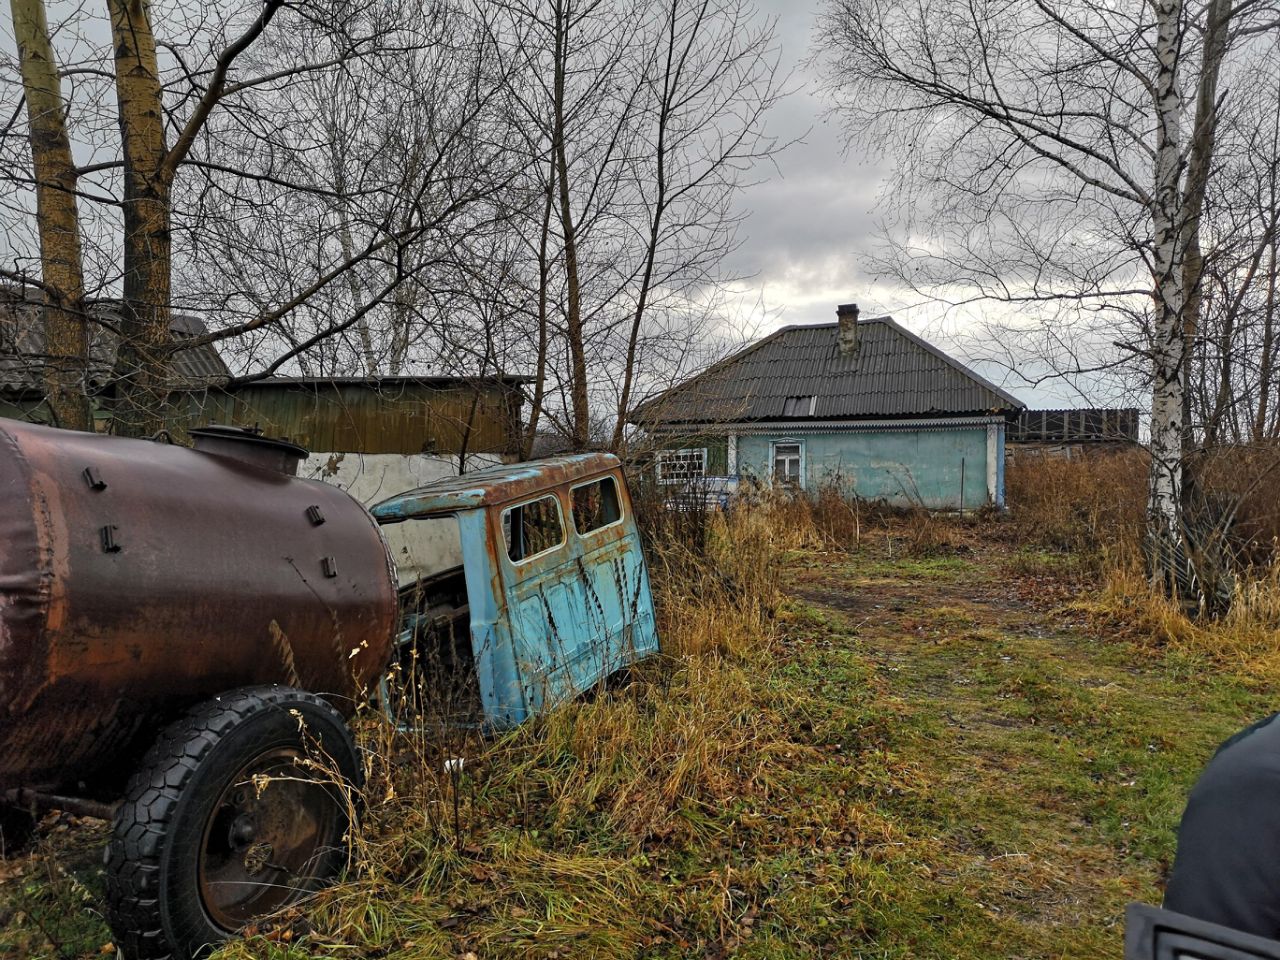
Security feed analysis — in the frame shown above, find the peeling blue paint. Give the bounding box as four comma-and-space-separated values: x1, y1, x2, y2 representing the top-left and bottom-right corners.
372, 454, 660, 729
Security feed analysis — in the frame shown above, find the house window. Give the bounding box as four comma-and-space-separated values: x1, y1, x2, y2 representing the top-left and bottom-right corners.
782, 395, 816, 417
772, 441, 803, 488
656, 448, 707, 485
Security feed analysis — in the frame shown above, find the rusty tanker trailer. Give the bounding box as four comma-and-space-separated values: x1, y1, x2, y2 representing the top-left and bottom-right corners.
0, 419, 398, 959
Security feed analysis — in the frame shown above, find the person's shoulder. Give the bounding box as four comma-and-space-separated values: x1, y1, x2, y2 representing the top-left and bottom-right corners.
1215, 712, 1280, 759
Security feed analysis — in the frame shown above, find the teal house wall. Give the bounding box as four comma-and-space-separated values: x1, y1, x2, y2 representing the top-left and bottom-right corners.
734, 422, 1004, 509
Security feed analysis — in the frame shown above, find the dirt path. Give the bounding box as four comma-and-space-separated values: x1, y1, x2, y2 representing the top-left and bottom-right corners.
785, 537, 1269, 959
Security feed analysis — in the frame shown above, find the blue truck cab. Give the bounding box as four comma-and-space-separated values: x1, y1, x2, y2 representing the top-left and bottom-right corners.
370, 453, 660, 729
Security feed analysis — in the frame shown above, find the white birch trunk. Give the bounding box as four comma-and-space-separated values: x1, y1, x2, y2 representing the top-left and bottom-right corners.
1147, 0, 1187, 587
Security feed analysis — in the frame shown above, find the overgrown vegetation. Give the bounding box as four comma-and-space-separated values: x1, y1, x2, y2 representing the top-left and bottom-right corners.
213, 463, 1280, 958
1006, 446, 1280, 673
8, 465, 1280, 959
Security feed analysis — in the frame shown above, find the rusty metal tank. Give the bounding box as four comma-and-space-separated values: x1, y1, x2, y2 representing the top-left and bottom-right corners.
0, 419, 398, 794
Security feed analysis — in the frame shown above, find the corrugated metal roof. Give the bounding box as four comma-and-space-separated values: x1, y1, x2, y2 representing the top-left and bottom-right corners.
0, 289, 230, 393
631, 317, 1024, 425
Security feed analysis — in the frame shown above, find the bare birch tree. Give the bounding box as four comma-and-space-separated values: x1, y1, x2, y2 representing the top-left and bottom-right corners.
815, 0, 1279, 592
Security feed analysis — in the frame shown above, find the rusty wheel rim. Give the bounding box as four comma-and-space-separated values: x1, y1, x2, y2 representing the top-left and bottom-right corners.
197, 747, 343, 931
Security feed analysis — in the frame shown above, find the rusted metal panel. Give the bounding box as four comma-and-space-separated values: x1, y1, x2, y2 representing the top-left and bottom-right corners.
0, 419, 397, 794
372, 453, 622, 517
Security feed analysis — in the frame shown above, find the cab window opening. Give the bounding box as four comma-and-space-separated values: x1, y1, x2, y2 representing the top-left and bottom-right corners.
502, 494, 565, 562
571, 475, 623, 534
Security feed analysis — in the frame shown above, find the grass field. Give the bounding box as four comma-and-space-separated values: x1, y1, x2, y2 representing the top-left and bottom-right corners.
1, 521, 1270, 959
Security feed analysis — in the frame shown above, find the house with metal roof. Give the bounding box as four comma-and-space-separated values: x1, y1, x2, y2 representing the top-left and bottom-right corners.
629, 303, 1026, 508
0, 285, 230, 425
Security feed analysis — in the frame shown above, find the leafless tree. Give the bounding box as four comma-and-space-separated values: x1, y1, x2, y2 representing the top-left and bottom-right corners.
815, 0, 1280, 592
6, 0, 91, 429
2, 0, 515, 434
3, 0, 782, 448
492, 0, 784, 452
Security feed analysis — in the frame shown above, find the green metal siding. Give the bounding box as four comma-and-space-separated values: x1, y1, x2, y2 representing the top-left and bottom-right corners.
737, 427, 997, 509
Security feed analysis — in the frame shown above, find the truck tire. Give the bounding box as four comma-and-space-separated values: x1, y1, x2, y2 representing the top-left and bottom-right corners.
105, 686, 362, 960
0, 806, 36, 857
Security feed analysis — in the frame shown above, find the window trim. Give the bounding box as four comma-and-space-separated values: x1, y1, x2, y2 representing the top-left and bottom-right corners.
770, 438, 805, 490
570, 474, 626, 537
500, 493, 567, 565
655, 447, 708, 486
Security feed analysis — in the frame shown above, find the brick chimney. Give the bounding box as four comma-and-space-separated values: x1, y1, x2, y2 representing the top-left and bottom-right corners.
837, 302, 860, 358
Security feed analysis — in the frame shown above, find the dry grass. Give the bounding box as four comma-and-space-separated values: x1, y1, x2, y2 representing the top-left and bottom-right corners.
1005, 447, 1280, 682
1094, 560, 1280, 679
11, 478, 1280, 959
213, 503, 807, 960
1005, 448, 1148, 564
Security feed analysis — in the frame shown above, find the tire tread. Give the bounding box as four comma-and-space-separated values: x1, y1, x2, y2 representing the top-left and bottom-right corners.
104, 686, 351, 960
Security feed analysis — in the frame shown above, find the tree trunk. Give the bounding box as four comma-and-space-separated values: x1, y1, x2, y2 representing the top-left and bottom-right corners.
107, 0, 173, 437
1147, 0, 1188, 593
521, 170, 556, 460
1256, 207, 1279, 441
612, 0, 677, 452
10, 0, 92, 431
1207, 296, 1236, 447
326, 120, 378, 376
1177, 0, 1231, 461
552, 0, 591, 452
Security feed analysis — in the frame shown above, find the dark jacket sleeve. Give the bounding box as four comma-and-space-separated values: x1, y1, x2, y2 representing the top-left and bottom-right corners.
1164, 713, 1280, 940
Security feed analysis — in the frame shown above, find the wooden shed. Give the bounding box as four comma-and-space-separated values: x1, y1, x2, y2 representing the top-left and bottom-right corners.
180, 376, 528, 458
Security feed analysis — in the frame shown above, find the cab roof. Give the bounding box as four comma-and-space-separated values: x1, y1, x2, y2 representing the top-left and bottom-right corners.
370, 452, 622, 519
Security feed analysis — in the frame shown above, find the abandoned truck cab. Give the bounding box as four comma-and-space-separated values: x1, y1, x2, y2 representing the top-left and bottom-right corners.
372, 453, 661, 729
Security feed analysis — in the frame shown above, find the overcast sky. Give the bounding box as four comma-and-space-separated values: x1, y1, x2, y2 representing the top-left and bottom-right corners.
720, 0, 1095, 409
722, 0, 884, 326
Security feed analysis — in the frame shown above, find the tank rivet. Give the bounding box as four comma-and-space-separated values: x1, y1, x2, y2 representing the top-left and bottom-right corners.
322, 557, 338, 578
306, 505, 325, 526
100, 525, 121, 554
83, 466, 107, 491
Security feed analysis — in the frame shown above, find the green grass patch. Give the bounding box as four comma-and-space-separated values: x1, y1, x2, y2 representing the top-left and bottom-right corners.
2, 533, 1270, 959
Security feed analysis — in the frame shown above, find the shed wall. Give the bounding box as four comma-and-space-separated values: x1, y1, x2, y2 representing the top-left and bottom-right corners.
181, 382, 520, 455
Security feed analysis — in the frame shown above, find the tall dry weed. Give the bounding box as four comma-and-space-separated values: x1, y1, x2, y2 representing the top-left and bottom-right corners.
1005, 449, 1148, 564
213, 492, 813, 959
1006, 447, 1280, 674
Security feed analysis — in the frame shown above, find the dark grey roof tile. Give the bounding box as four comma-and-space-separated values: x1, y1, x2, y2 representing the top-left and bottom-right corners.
0, 290, 230, 393
631, 317, 1024, 424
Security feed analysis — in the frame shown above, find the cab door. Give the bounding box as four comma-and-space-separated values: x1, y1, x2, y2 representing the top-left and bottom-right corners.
566, 472, 659, 680
494, 491, 587, 717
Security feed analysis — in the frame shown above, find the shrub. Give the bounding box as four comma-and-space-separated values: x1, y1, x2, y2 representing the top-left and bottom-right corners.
1005, 448, 1148, 565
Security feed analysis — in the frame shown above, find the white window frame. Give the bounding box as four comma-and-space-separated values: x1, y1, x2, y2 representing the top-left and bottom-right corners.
770, 439, 805, 489
655, 447, 708, 486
